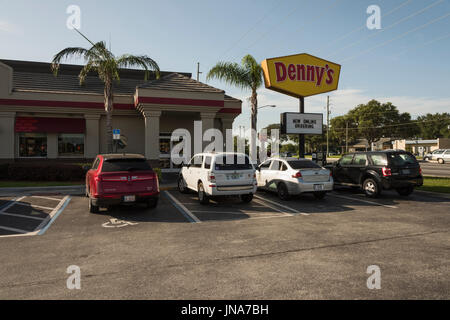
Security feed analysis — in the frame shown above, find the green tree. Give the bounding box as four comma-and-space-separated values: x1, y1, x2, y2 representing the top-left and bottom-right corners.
207, 55, 263, 161
416, 113, 450, 139
51, 34, 160, 153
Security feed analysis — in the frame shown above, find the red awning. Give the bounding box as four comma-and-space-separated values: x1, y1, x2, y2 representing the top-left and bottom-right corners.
15, 117, 85, 133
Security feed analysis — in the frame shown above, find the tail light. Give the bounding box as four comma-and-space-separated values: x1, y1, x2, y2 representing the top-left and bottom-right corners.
207, 173, 216, 183
292, 171, 302, 178
382, 167, 392, 177
419, 168, 422, 175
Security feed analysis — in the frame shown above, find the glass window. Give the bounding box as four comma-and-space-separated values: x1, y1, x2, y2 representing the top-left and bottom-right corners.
192, 156, 203, 168
280, 163, 288, 171
269, 160, 281, 171
214, 155, 252, 171
92, 158, 100, 170
19, 133, 47, 157
101, 158, 152, 172
204, 157, 212, 169
370, 154, 388, 166
58, 134, 84, 157
259, 161, 271, 170
159, 137, 171, 155
353, 154, 368, 166
287, 160, 321, 169
339, 154, 354, 165
388, 153, 417, 166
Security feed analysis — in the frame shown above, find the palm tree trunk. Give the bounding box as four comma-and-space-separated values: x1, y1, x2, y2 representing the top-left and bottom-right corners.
104, 79, 114, 153
249, 89, 258, 163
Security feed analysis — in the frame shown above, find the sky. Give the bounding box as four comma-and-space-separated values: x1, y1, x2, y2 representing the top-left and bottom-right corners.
1, 0, 449, 134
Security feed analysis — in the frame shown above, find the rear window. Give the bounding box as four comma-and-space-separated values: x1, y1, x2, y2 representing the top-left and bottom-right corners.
288, 160, 321, 169
370, 154, 387, 166
101, 159, 152, 172
214, 155, 253, 171
388, 153, 418, 166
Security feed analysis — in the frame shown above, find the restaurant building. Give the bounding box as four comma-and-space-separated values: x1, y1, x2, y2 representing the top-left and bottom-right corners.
0, 60, 241, 171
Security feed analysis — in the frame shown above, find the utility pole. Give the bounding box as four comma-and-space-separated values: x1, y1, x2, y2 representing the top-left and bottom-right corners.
197, 62, 202, 81
326, 96, 330, 157
299, 96, 305, 158
345, 121, 349, 153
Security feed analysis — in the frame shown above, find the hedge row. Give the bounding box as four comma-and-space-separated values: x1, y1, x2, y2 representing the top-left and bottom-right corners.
0, 163, 85, 181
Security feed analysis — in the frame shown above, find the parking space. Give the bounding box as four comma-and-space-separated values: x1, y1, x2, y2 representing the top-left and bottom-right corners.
0, 195, 70, 238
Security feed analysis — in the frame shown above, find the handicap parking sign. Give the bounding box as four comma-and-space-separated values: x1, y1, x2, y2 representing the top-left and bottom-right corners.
113, 129, 120, 140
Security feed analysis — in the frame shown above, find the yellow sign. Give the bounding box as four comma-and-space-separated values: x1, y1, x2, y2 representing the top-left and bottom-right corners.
262, 53, 341, 98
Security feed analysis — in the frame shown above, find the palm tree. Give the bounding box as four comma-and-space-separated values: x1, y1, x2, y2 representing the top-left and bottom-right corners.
207, 54, 263, 162
51, 35, 160, 153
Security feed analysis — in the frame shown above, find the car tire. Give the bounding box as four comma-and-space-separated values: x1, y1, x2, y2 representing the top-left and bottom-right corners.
146, 198, 158, 209
178, 176, 188, 194
362, 178, 380, 198
277, 182, 291, 201
89, 198, 99, 214
313, 192, 326, 200
396, 186, 414, 196
198, 182, 209, 205
438, 158, 445, 164
240, 194, 253, 203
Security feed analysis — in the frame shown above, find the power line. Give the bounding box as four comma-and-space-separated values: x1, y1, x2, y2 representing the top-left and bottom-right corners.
328, 0, 444, 57
320, 0, 413, 53
331, 118, 449, 131
229, 0, 342, 62
341, 10, 450, 62
393, 31, 450, 57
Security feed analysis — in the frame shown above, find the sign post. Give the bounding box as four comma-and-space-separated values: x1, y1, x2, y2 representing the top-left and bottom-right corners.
262, 53, 341, 159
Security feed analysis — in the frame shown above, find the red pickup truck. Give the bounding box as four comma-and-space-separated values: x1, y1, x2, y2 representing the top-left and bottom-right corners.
85, 154, 159, 213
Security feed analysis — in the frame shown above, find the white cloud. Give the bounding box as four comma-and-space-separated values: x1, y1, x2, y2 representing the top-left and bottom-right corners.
230, 88, 450, 133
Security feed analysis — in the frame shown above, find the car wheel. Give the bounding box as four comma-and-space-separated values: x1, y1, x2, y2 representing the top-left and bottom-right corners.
240, 194, 253, 203
438, 158, 445, 164
198, 182, 209, 205
277, 182, 291, 201
363, 178, 380, 198
88, 198, 99, 214
396, 186, 414, 196
146, 198, 158, 209
313, 192, 326, 200
178, 176, 188, 194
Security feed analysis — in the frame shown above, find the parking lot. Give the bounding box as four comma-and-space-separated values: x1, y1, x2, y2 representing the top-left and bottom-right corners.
0, 187, 449, 299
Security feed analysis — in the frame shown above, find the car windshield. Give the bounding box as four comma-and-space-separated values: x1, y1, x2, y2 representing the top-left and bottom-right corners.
102, 159, 152, 172
388, 153, 418, 166
214, 155, 253, 171
287, 160, 321, 169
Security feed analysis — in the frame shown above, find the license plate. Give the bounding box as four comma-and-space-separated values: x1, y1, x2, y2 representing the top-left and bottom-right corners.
124, 195, 135, 202
402, 169, 410, 175
227, 174, 240, 180
314, 184, 324, 191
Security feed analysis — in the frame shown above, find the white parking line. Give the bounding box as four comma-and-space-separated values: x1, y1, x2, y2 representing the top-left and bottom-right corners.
330, 193, 398, 209
0, 196, 25, 213
30, 195, 63, 202
0, 225, 29, 234
33, 196, 70, 233
164, 191, 201, 223
254, 195, 310, 216
12, 202, 55, 211
0, 211, 46, 221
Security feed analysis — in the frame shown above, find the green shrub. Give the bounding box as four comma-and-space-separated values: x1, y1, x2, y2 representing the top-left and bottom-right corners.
153, 167, 162, 181
7, 163, 84, 181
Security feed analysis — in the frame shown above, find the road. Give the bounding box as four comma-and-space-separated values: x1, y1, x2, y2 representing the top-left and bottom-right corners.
0, 187, 448, 299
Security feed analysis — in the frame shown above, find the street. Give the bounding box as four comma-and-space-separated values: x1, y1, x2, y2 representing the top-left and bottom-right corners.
0, 187, 448, 299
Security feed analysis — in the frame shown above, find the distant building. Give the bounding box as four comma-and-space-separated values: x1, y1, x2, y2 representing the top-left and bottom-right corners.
392, 138, 450, 156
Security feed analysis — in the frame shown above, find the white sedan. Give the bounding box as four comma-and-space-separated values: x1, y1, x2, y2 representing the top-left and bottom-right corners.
256, 157, 333, 200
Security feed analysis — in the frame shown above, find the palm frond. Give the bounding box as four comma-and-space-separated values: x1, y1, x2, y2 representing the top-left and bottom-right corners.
78, 61, 97, 85
206, 62, 250, 90
116, 54, 161, 80
51, 47, 89, 76
241, 54, 263, 90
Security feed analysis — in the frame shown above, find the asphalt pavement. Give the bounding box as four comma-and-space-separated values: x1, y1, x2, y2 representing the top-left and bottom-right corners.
0, 186, 448, 299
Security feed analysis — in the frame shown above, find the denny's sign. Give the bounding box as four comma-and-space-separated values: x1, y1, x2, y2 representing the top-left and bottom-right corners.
261, 53, 341, 98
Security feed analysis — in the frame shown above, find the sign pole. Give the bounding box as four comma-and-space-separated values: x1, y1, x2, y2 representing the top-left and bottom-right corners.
299, 96, 305, 158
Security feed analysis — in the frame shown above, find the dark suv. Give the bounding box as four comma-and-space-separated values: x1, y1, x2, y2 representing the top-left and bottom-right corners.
329, 151, 423, 197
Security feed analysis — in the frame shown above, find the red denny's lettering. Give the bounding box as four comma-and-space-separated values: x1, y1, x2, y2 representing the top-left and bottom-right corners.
274, 62, 335, 86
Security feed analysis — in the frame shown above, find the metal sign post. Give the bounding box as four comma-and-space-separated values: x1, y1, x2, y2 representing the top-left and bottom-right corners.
299, 96, 305, 158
